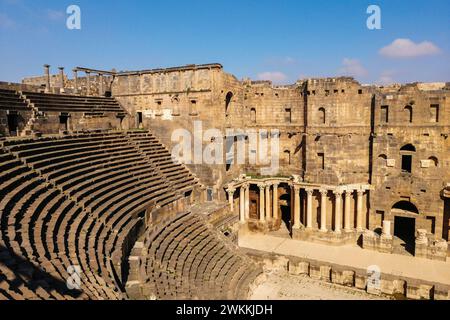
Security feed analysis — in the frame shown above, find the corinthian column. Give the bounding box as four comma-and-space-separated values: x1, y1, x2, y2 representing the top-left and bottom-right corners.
272, 183, 279, 221
293, 185, 301, 229
73, 69, 79, 94
344, 190, 352, 231
258, 184, 265, 222
334, 190, 343, 234
265, 184, 271, 221
244, 184, 250, 219
99, 73, 104, 96
356, 190, 364, 232
44, 64, 51, 93
86, 71, 91, 96
320, 189, 328, 232
228, 188, 236, 213
306, 188, 313, 229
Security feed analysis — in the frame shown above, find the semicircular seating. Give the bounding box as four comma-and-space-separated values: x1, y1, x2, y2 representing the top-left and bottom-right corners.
128, 212, 263, 300
0, 131, 200, 300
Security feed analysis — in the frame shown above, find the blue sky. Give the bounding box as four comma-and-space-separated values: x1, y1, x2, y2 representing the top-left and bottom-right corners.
0, 0, 449, 84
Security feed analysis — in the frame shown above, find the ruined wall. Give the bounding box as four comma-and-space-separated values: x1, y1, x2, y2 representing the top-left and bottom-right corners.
112, 65, 231, 199
371, 85, 450, 237
242, 81, 304, 177
303, 78, 373, 185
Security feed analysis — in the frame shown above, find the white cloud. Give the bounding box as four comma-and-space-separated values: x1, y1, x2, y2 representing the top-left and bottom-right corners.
379, 38, 441, 58
257, 71, 288, 84
338, 58, 368, 78
0, 13, 16, 29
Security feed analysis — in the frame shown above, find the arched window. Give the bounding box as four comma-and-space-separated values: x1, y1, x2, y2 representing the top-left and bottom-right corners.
428, 156, 439, 167
250, 108, 256, 123
404, 105, 413, 123
400, 144, 416, 173
318, 107, 326, 124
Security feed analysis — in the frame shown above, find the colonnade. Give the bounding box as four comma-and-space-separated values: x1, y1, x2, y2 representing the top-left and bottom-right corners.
227, 178, 370, 234
43, 65, 111, 96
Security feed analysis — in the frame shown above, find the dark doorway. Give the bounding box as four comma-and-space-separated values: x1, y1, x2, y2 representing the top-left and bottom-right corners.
249, 186, 259, 220
7, 113, 18, 135
59, 113, 69, 131
394, 216, 416, 255
279, 192, 292, 233
136, 112, 143, 128
401, 155, 412, 173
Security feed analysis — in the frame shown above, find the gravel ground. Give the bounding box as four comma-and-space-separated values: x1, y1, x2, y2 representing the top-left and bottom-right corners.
250, 271, 391, 300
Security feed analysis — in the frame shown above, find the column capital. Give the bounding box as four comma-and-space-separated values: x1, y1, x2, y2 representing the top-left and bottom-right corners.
319, 189, 328, 196
345, 189, 354, 197
292, 184, 301, 192
44, 64, 50, 68
357, 190, 365, 196
58, 66, 64, 71
257, 183, 266, 190
334, 189, 343, 196
227, 188, 236, 195
305, 188, 314, 195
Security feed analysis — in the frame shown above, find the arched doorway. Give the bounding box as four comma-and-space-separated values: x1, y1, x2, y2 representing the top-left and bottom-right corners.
392, 201, 419, 256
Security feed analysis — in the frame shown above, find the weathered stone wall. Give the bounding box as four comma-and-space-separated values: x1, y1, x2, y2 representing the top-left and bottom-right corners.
371, 86, 450, 238
303, 78, 373, 185
14, 64, 450, 243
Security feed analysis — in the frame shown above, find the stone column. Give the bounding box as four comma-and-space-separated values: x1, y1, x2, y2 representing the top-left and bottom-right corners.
320, 190, 328, 232
293, 185, 301, 229
306, 188, 313, 229
272, 183, 279, 221
58, 67, 65, 91
99, 73, 104, 96
334, 190, 343, 234
86, 71, 91, 96
228, 188, 236, 213
265, 184, 271, 221
258, 184, 265, 222
44, 64, 51, 93
73, 69, 79, 94
382, 220, 392, 238
244, 184, 250, 220
356, 190, 364, 232
238, 187, 246, 223
344, 190, 352, 231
